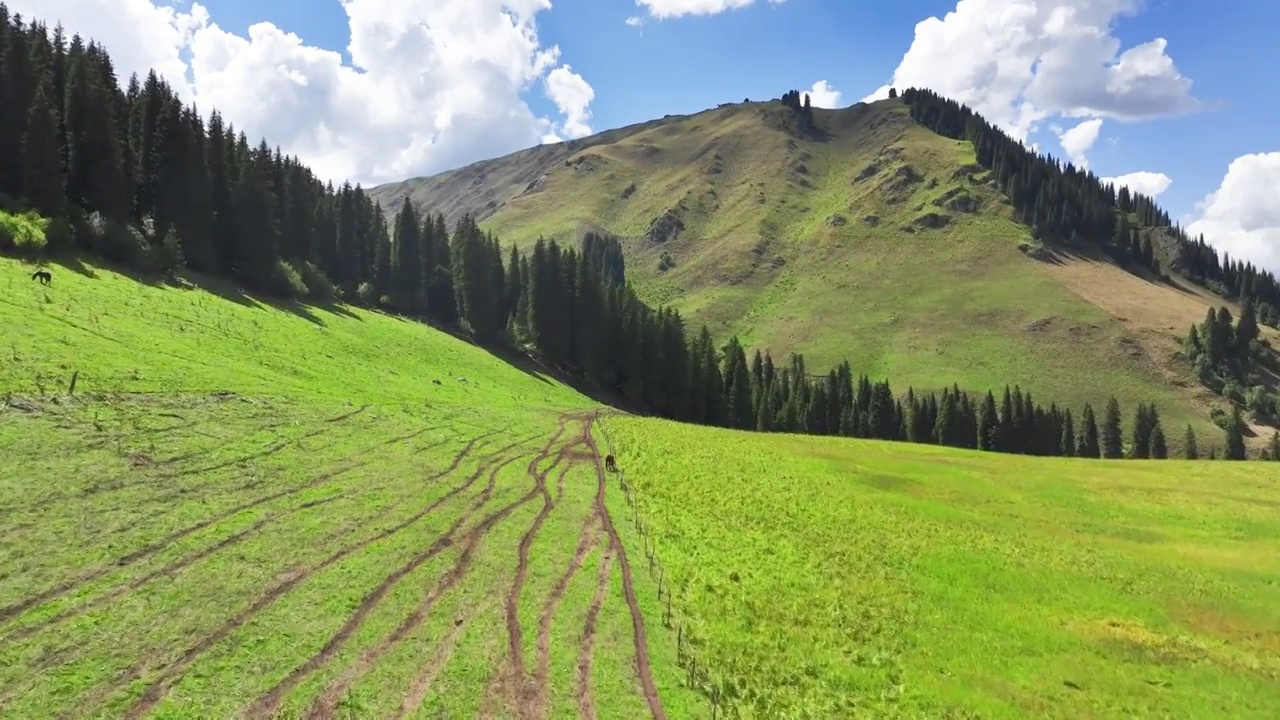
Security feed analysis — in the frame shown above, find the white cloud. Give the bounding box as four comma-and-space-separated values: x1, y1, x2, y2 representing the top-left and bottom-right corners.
862, 0, 1198, 140
1101, 170, 1172, 198
545, 64, 595, 139
13, 0, 597, 186
1054, 118, 1103, 168
635, 0, 785, 20
1187, 153, 1280, 272
625, 16, 644, 27
805, 80, 842, 109
9, 0, 208, 100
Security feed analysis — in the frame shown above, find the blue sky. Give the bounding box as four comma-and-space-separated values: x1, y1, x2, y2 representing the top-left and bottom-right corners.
18, 0, 1280, 269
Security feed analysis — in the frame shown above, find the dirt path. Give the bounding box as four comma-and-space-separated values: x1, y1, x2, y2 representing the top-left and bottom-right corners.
392, 596, 494, 720
536, 510, 600, 720
237, 442, 542, 720
1, 459, 357, 628
583, 417, 668, 720
111, 431, 526, 720
305, 418, 578, 720
576, 543, 615, 720
501, 421, 581, 719
0, 412, 434, 630
1, 494, 343, 646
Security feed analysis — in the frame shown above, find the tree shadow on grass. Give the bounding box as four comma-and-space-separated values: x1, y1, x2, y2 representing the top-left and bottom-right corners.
41, 251, 370, 328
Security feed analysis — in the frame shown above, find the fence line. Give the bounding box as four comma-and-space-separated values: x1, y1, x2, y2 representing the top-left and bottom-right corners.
592, 411, 731, 720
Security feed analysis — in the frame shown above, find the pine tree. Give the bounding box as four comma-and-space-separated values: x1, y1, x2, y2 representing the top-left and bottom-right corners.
1224, 406, 1247, 460
1151, 426, 1168, 459
391, 197, 421, 312
722, 336, 753, 430
1060, 409, 1076, 457
21, 76, 65, 217
1237, 299, 1260, 351
1077, 403, 1100, 458
1101, 397, 1124, 459
1183, 425, 1199, 459
977, 390, 999, 451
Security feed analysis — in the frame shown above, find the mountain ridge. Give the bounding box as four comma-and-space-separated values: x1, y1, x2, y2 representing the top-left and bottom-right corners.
368, 92, 1277, 448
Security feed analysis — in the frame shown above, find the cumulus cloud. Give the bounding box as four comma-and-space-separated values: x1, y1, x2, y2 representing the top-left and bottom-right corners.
861, 0, 1198, 140
13, 0, 597, 186
1187, 153, 1280, 272
1054, 118, 1103, 168
9, 0, 208, 100
1101, 170, 1172, 198
805, 80, 842, 109
625, 16, 645, 27
635, 0, 785, 20
545, 64, 595, 138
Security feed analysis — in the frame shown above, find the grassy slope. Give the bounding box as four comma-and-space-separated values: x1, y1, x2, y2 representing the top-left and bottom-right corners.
0, 256, 703, 719
605, 414, 1280, 720
371, 99, 1251, 449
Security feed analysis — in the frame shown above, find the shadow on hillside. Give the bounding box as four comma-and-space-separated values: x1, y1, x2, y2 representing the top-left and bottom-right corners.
371, 306, 646, 412
1030, 242, 1202, 296
27, 250, 644, 415
40, 251, 368, 328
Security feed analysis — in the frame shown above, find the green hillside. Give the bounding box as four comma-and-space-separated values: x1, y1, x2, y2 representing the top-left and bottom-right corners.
369, 98, 1260, 449
3, 255, 1276, 719
0, 256, 701, 718
605, 414, 1280, 719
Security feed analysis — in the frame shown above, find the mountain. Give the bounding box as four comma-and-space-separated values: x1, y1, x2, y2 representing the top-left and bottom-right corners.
369, 94, 1271, 449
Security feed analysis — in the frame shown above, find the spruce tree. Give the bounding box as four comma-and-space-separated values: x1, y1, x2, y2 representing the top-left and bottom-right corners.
1151, 426, 1168, 459
1224, 406, 1247, 460
21, 77, 65, 217
1101, 397, 1124, 459
722, 336, 753, 430
1183, 424, 1199, 460
391, 197, 421, 312
1077, 403, 1100, 458
1237, 300, 1260, 351
977, 390, 999, 451
1060, 409, 1076, 457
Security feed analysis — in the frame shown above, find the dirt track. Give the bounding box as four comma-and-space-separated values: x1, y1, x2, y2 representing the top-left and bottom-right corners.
18, 412, 673, 719
115, 427, 527, 719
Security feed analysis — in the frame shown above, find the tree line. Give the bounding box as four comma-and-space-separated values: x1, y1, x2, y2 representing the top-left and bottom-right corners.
429, 211, 1229, 460
901, 88, 1280, 330
0, 4, 1259, 459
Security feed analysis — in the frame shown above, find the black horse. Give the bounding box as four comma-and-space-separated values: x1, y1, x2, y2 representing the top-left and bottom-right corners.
604, 454, 617, 472
31, 269, 51, 286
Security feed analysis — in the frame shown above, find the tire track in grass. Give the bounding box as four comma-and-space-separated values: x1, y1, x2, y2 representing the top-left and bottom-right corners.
584, 419, 668, 720
94, 405, 372, 492
1, 407, 353, 516
534, 505, 601, 720
500, 418, 584, 719
392, 596, 495, 720
577, 542, 615, 720
0, 418, 430, 629
83, 428, 520, 719
0, 494, 344, 646
0, 459, 356, 628
377, 426, 579, 720
250, 424, 568, 720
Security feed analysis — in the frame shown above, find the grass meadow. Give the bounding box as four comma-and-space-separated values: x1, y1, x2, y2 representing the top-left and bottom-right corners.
0, 255, 702, 719
603, 414, 1280, 720
4, 250, 1279, 720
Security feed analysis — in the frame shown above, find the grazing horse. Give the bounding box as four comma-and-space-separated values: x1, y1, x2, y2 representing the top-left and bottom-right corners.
31, 269, 51, 286
604, 454, 617, 472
